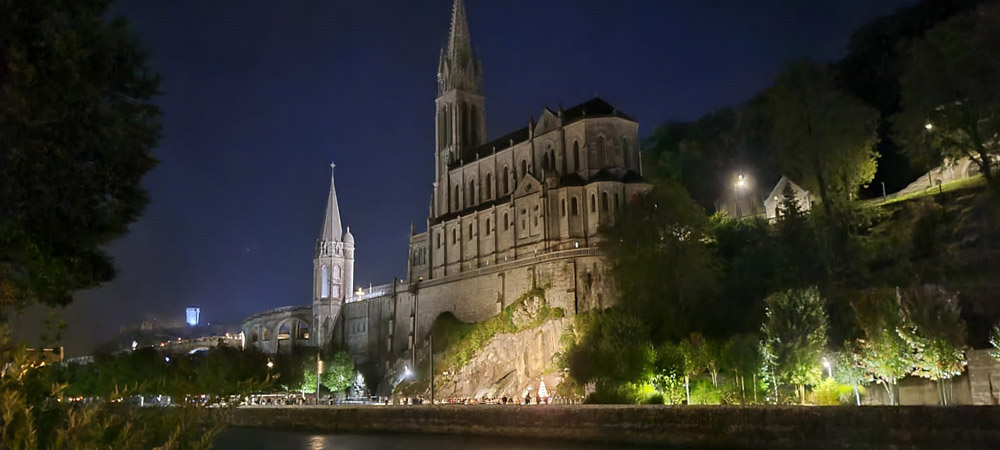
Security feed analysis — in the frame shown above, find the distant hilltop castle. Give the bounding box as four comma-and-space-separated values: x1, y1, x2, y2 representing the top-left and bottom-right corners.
242, 0, 650, 394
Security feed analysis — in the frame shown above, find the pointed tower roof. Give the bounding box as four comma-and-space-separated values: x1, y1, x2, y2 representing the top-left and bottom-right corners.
447, 0, 472, 66
438, 0, 481, 95
320, 162, 343, 243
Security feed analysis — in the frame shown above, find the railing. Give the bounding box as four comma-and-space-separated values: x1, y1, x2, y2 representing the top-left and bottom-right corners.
243, 304, 312, 321
344, 282, 396, 303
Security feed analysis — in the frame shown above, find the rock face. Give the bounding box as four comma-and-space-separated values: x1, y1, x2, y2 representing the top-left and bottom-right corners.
433, 317, 571, 400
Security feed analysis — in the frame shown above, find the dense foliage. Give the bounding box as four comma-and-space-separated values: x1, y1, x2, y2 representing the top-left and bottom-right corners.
0, 0, 160, 311
562, 0, 999, 405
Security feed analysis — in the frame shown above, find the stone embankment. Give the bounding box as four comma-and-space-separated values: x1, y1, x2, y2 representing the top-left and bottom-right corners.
230, 405, 1000, 449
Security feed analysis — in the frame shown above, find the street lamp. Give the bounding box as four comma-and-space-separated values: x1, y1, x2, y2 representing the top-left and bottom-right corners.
736, 174, 746, 188
822, 357, 832, 378
316, 354, 324, 405
266, 360, 274, 369
925, 122, 934, 130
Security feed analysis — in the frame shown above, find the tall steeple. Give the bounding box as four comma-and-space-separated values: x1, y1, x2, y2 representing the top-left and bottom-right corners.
433, 0, 486, 219
320, 162, 343, 243
438, 0, 481, 95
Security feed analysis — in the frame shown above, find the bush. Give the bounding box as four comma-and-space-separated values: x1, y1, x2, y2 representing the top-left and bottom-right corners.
689, 380, 722, 405
642, 392, 665, 405
813, 377, 857, 405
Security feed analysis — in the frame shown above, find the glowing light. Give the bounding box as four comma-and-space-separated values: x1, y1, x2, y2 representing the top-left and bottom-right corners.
925, 122, 933, 130
267, 360, 274, 369
822, 357, 832, 378
403, 366, 412, 378
165, 356, 170, 363
131, 340, 138, 351
186, 307, 200, 326
736, 174, 746, 188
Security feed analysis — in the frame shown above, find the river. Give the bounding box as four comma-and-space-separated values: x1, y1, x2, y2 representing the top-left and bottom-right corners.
213, 427, 667, 449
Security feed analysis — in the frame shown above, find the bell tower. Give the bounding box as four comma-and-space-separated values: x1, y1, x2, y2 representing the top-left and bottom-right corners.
433, 0, 486, 219
313, 162, 355, 348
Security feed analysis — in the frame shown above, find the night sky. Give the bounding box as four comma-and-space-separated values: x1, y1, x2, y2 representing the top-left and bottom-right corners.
15, 0, 917, 355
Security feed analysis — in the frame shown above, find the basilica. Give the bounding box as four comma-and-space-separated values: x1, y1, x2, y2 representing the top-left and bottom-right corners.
243, 0, 649, 393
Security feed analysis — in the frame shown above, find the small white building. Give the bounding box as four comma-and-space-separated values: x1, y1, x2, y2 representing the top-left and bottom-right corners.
763, 175, 812, 220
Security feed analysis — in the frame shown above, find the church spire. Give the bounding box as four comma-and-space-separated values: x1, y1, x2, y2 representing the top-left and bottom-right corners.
320, 162, 343, 243
447, 0, 472, 66
438, 0, 481, 95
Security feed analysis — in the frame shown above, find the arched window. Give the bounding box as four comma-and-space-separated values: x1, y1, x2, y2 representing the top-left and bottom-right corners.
485, 173, 492, 198
561, 199, 566, 217
590, 194, 596, 212
321, 265, 330, 298
503, 167, 509, 194
573, 141, 580, 171
602, 192, 609, 212
542, 151, 550, 171
469, 222, 474, 239
486, 218, 491, 235
454, 185, 460, 210
615, 193, 620, 207
436, 233, 441, 249
597, 136, 606, 164
550, 151, 556, 173
622, 137, 629, 163
560, 147, 567, 173
469, 179, 476, 204
332, 265, 341, 281
452, 228, 457, 244
571, 197, 579, 216
503, 212, 509, 230
263, 329, 271, 341
521, 160, 528, 179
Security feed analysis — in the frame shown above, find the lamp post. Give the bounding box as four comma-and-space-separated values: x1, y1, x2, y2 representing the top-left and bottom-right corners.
316, 353, 323, 406
429, 334, 434, 405
822, 357, 832, 378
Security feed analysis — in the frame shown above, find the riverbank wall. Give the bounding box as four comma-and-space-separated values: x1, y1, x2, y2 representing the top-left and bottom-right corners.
229, 405, 1000, 449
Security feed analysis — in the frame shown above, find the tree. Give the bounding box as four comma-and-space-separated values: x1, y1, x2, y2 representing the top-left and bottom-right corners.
852, 287, 912, 405
300, 350, 357, 395
722, 334, 763, 404
563, 310, 654, 403
601, 179, 721, 342
897, 285, 966, 405
833, 348, 867, 406
0, 0, 160, 311
763, 61, 879, 213
892, 3, 1000, 182
771, 184, 825, 290
761, 287, 828, 404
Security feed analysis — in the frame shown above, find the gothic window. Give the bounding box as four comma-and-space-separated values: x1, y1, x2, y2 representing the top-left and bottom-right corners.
591, 194, 596, 212
452, 228, 457, 244
436, 233, 441, 249
521, 160, 528, 179
602, 192, 609, 212
503, 212, 509, 230
573, 141, 580, 171
503, 167, 509, 194
321, 265, 330, 298
460, 102, 467, 146
622, 137, 629, 164
333, 265, 342, 282
454, 184, 461, 210
534, 216, 538, 227
469, 222, 474, 240
469, 179, 476, 204
486, 218, 491, 235
485, 173, 492, 198
561, 199, 566, 217
615, 193, 620, 208
560, 147, 567, 173
542, 151, 550, 171
571, 197, 579, 216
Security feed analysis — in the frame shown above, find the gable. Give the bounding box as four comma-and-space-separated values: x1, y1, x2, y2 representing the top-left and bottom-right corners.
533, 108, 560, 136
515, 174, 542, 199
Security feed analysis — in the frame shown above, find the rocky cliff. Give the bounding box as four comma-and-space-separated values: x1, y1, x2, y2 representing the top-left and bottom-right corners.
432, 316, 571, 400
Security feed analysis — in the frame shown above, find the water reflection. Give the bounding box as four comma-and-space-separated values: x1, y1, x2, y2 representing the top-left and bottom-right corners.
214, 427, 663, 450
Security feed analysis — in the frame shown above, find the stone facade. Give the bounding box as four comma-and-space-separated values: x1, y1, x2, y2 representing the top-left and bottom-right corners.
242, 0, 648, 391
